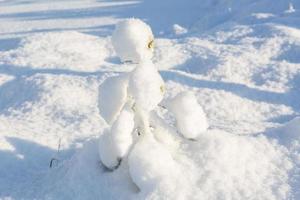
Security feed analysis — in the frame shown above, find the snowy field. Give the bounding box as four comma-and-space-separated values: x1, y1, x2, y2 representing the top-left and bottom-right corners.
0, 0, 300, 199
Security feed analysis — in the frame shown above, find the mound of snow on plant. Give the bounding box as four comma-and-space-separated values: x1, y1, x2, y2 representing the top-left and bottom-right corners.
167, 91, 208, 139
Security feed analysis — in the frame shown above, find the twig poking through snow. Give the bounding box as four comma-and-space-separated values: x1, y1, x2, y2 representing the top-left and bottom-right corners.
49, 137, 62, 168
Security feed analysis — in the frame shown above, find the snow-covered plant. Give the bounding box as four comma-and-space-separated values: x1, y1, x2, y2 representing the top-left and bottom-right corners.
98, 18, 209, 190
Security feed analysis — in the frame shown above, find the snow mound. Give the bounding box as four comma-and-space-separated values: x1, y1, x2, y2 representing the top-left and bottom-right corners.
167, 91, 208, 139
187, 130, 292, 200
38, 140, 137, 200
2, 31, 112, 71
35, 128, 292, 200
112, 19, 154, 63
128, 133, 181, 196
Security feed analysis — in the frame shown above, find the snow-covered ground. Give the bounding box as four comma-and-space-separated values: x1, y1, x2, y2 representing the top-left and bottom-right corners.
0, 0, 300, 199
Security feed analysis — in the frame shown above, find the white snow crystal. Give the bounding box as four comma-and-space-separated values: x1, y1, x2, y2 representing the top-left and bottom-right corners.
128, 60, 165, 112
167, 91, 208, 139
112, 18, 154, 63
98, 73, 129, 125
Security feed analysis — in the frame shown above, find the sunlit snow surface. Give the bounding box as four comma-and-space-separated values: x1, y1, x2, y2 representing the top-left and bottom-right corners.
0, 0, 300, 199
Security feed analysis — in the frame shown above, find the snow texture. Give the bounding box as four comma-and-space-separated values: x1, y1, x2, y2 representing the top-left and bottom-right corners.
0, 0, 300, 199
98, 105, 135, 169
2, 32, 111, 72
110, 105, 135, 159
167, 91, 209, 139
278, 117, 300, 146
98, 73, 129, 125
128, 133, 181, 196
128, 60, 165, 113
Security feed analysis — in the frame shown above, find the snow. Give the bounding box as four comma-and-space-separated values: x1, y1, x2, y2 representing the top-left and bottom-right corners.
98, 73, 129, 125
98, 105, 135, 170
0, 0, 300, 199
128, 60, 164, 113
172, 24, 188, 35
2, 32, 112, 72
167, 91, 208, 139
128, 133, 181, 196
112, 19, 154, 63
98, 128, 121, 170
187, 130, 292, 200
110, 105, 135, 159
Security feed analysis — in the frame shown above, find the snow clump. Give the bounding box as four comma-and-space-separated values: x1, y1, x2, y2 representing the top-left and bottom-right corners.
112, 18, 154, 63
128, 59, 165, 112
167, 91, 209, 139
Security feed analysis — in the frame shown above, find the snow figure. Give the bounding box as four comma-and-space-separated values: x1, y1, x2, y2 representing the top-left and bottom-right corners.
98, 19, 161, 171
98, 18, 209, 191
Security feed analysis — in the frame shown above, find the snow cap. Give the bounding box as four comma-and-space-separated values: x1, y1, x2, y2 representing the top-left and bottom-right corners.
112, 18, 154, 63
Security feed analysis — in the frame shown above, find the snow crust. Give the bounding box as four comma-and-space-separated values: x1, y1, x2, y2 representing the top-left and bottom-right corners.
2, 32, 112, 71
